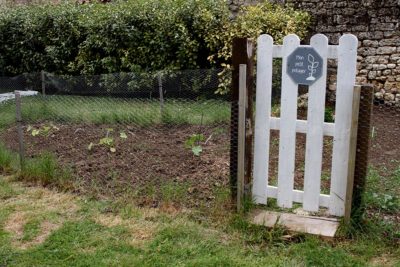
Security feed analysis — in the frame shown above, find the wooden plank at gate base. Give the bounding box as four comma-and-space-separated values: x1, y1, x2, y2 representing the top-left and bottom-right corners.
253, 35, 274, 204
329, 34, 358, 216
277, 34, 300, 208
303, 34, 329, 212
251, 210, 340, 237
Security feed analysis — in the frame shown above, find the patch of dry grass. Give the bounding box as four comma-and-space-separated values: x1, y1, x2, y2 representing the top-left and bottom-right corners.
1, 176, 163, 249
94, 213, 158, 247
2, 180, 77, 249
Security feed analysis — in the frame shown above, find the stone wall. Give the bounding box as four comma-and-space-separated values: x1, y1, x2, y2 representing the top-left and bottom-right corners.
229, 0, 400, 104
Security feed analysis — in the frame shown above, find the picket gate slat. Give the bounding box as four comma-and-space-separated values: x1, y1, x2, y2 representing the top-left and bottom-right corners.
269, 118, 335, 136
253, 35, 274, 204
277, 34, 300, 208
267, 186, 330, 208
329, 34, 358, 216
303, 34, 329, 212
273, 45, 338, 59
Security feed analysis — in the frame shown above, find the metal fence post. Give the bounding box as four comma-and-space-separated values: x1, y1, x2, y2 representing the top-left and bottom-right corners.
158, 72, 164, 115
351, 84, 374, 223
41, 70, 46, 96
230, 38, 255, 204
15, 91, 25, 169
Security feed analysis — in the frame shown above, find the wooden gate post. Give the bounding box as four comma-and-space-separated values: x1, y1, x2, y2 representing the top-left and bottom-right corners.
237, 64, 247, 211
230, 38, 255, 203
344, 85, 361, 223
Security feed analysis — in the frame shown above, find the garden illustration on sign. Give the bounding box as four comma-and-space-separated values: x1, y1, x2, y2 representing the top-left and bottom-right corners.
306, 54, 319, 81
287, 47, 323, 86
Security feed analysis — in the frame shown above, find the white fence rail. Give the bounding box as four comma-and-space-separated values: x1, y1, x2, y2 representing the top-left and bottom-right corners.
252, 34, 358, 217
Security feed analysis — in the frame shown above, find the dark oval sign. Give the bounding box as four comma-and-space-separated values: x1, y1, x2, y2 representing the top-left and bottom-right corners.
286, 47, 323, 86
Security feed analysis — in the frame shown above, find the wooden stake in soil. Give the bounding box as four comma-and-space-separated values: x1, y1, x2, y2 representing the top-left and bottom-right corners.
237, 64, 247, 212
15, 91, 25, 169
230, 38, 255, 202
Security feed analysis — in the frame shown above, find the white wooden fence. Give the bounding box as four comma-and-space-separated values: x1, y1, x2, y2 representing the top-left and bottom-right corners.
252, 34, 358, 217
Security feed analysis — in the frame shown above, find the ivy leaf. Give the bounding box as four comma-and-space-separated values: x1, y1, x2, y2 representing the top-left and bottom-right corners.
192, 146, 202, 156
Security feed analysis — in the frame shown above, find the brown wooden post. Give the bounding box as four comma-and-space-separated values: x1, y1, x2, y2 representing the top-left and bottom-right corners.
344, 85, 361, 223
237, 64, 247, 211
230, 37, 255, 202
351, 84, 374, 223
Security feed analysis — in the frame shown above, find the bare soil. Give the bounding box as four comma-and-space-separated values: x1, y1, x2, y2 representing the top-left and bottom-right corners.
1, 105, 398, 208
370, 105, 400, 174
2, 124, 230, 207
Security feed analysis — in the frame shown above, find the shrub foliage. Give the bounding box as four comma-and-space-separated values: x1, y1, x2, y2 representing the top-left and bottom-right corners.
0, 0, 310, 76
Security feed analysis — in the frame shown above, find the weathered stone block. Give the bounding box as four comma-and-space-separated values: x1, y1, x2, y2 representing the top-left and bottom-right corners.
376, 46, 397, 55
363, 40, 379, 47
359, 47, 377, 56
378, 64, 387, 70
368, 70, 377, 79
379, 38, 400, 46
384, 82, 397, 89
383, 69, 392, 75
375, 92, 384, 99
358, 69, 369, 75
384, 93, 395, 101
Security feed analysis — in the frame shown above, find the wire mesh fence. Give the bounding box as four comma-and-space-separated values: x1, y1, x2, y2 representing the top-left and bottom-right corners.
0, 68, 399, 224
0, 69, 232, 208
367, 99, 400, 221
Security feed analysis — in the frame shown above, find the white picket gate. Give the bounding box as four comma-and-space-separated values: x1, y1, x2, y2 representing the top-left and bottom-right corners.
252, 34, 358, 217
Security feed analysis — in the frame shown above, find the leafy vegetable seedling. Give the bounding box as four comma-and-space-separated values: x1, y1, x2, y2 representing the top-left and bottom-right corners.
185, 134, 205, 156
120, 131, 128, 139
88, 128, 128, 153
27, 123, 59, 137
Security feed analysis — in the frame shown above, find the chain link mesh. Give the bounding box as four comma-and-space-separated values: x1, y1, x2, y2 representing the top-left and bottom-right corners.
0, 69, 399, 223
0, 69, 232, 208
367, 95, 400, 228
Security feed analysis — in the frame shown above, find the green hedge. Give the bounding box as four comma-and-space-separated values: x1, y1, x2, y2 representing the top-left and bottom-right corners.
0, 0, 310, 76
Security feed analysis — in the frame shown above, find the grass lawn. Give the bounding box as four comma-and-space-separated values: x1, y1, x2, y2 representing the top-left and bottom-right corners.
0, 95, 231, 129
0, 175, 399, 267
0, 94, 399, 266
